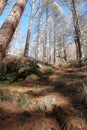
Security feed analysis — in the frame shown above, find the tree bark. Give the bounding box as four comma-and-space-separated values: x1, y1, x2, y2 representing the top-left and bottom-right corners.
0, 0, 8, 15
43, 5, 48, 62
36, 9, 42, 60
70, 0, 82, 61
24, 0, 35, 56
0, 0, 28, 61
61, 34, 67, 62
53, 18, 56, 63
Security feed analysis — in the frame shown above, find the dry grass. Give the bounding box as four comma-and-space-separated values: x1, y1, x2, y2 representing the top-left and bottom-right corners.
65, 80, 85, 94
0, 56, 87, 130
48, 74, 59, 82
66, 61, 81, 68
25, 74, 40, 82
53, 62, 67, 68
42, 67, 53, 76
62, 116, 87, 130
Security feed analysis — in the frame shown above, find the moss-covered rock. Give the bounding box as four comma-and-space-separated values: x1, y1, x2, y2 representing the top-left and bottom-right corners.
0, 56, 42, 82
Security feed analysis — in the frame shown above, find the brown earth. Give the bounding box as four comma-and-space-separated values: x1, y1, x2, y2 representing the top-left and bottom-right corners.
0, 63, 87, 130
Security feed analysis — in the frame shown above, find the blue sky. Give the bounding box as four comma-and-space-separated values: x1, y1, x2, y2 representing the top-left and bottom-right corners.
0, 2, 70, 35
0, 0, 72, 56
0, 0, 71, 36
0, 0, 86, 55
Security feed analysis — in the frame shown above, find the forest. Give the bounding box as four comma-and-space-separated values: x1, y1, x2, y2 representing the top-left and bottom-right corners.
0, 0, 87, 130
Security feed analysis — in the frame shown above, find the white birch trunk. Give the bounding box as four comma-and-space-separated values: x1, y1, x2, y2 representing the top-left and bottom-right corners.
24, 0, 35, 56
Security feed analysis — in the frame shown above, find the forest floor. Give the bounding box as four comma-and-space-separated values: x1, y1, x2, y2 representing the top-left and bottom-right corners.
0, 60, 87, 130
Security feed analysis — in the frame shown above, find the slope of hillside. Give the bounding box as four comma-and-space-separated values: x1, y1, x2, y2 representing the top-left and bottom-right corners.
0, 56, 87, 130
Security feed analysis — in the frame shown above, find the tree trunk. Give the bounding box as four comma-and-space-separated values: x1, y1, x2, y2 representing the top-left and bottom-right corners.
0, 0, 8, 15
36, 9, 42, 60
53, 19, 56, 63
0, 0, 28, 61
61, 35, 67, 62
43, 5, 48, 62
24, 0, 35, 56
70, 0, 82, 61
49, 27, 52, 64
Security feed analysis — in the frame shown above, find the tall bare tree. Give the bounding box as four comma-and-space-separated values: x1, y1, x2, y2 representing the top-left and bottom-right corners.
36, 9, 43, 60
24, 0, 40, 56
24, 0, 35, 56
0, 0, 8, 15
70, 0, 82, 61
43, 2, 49, 62
0, 0, 28, 61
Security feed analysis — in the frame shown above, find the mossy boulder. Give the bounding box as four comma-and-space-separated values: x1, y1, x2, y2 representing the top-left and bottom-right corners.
0, 56, 41, 82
